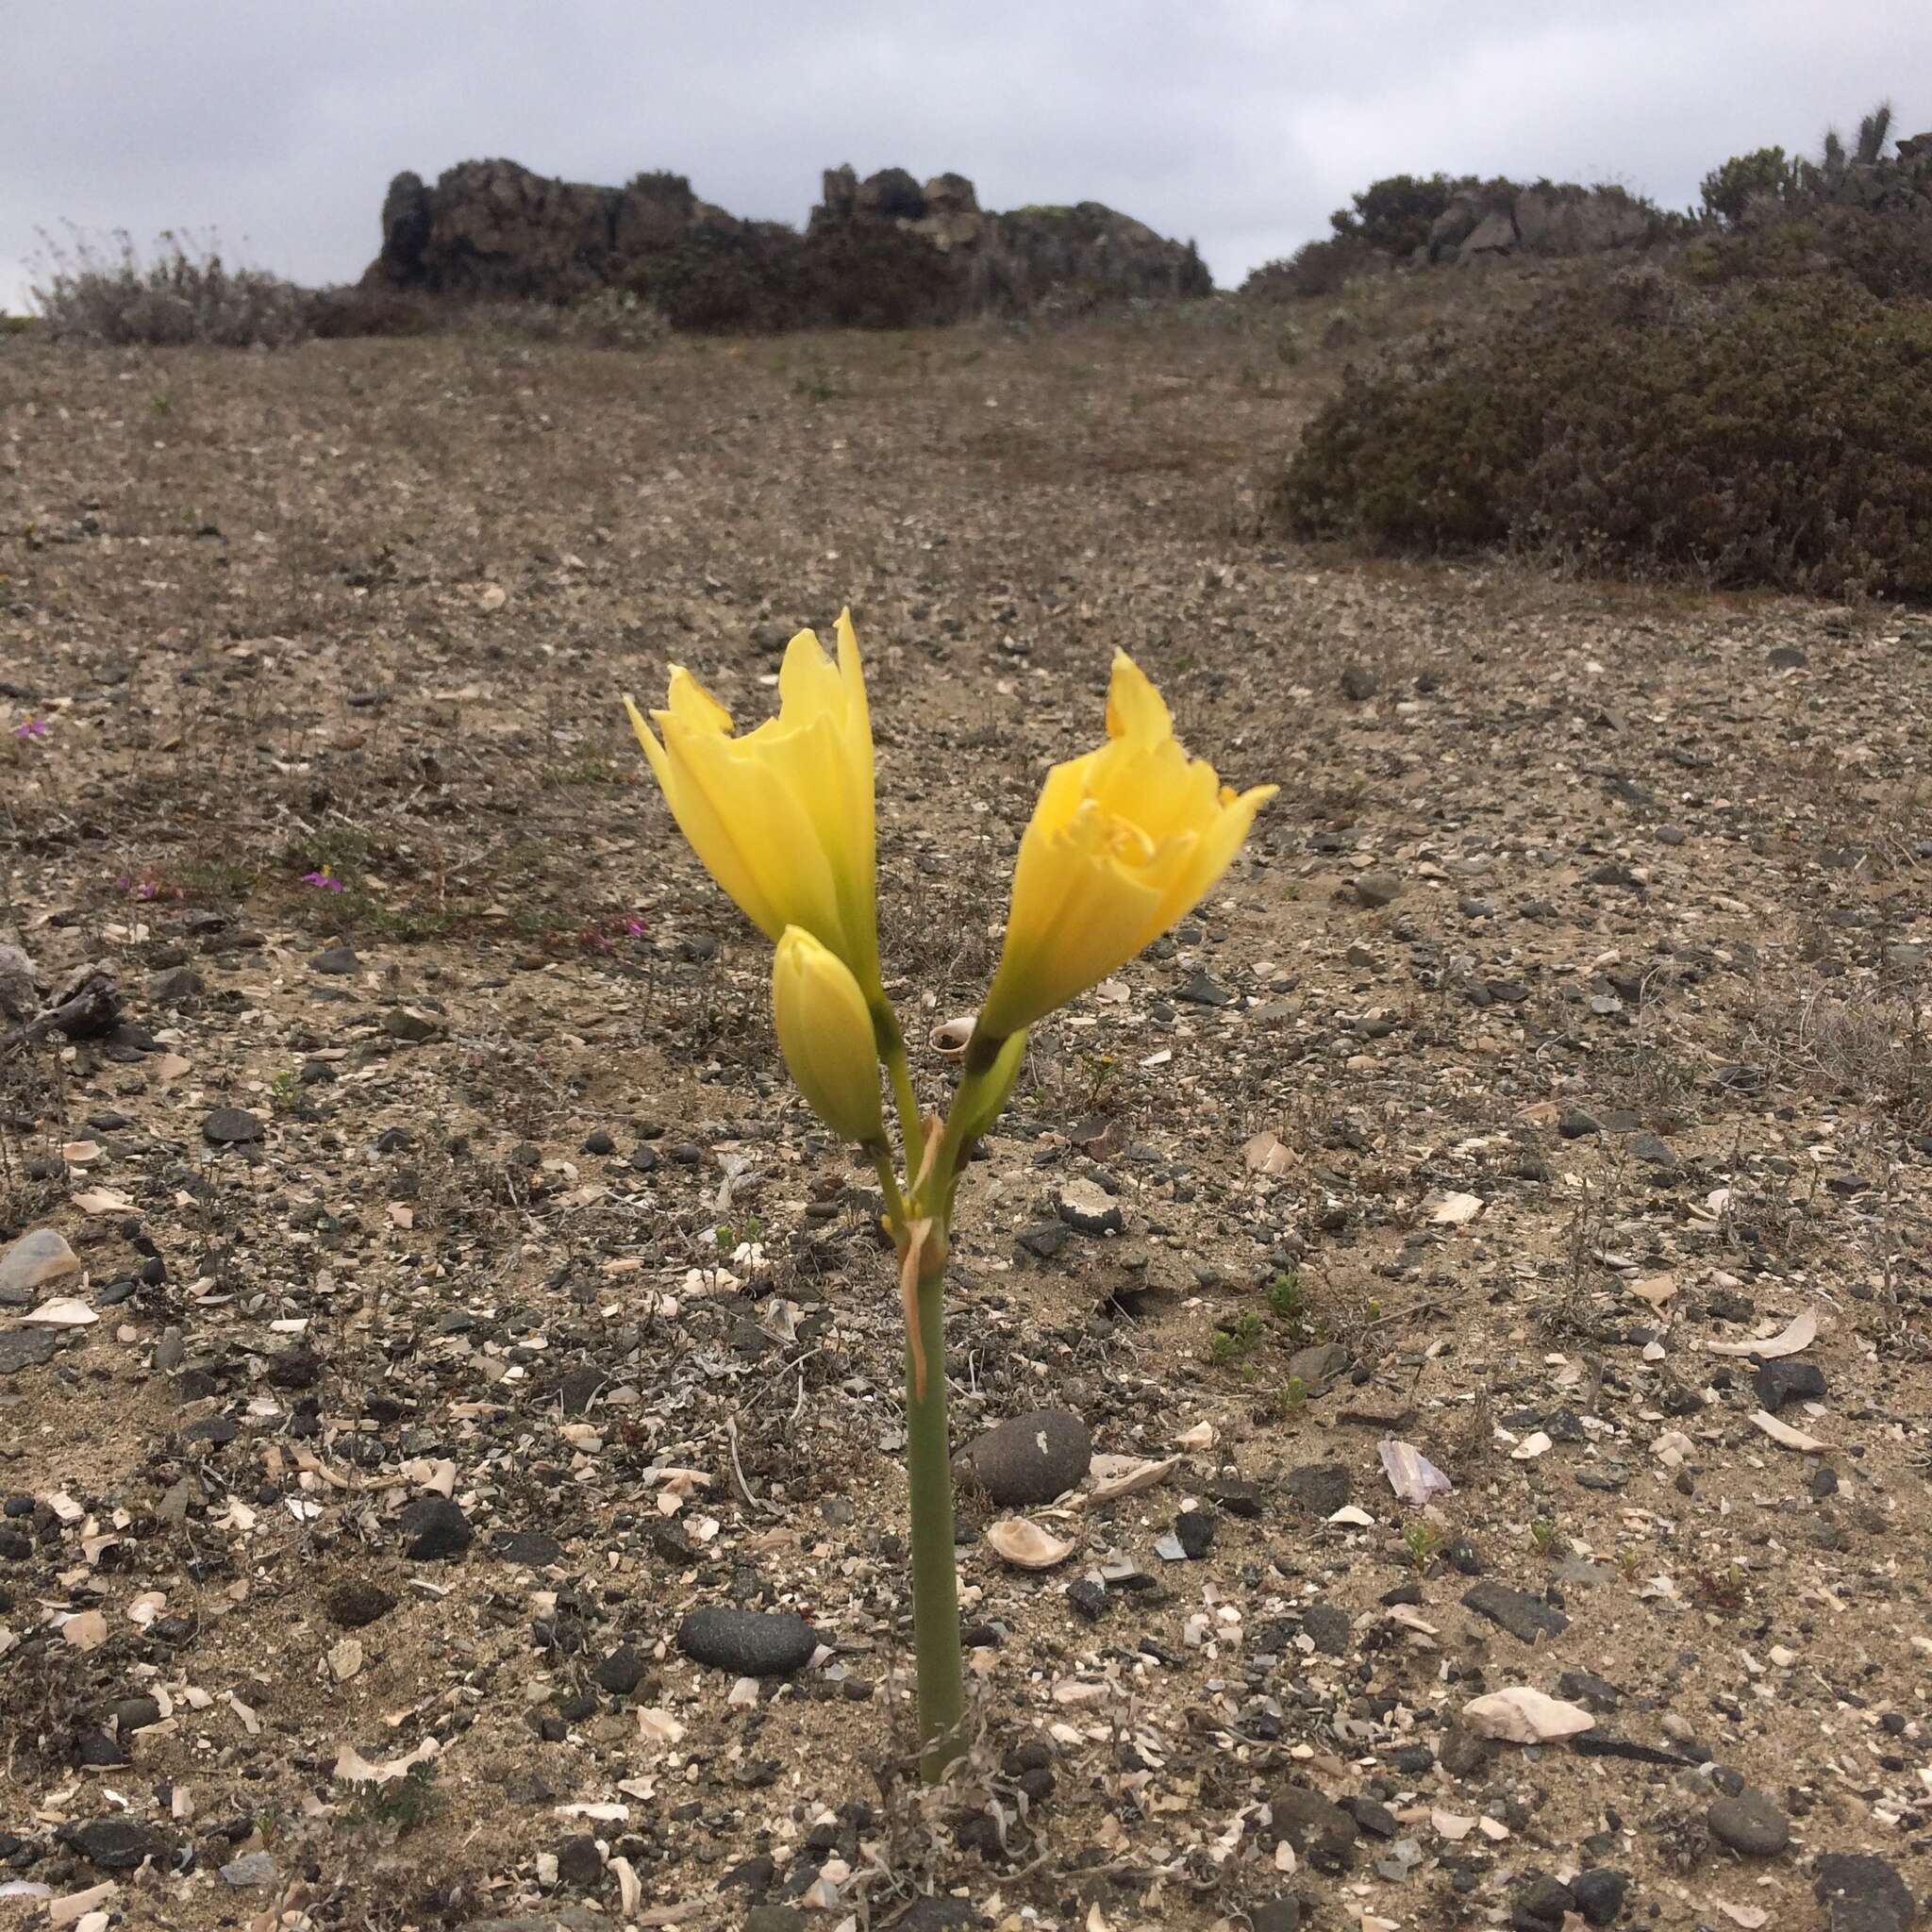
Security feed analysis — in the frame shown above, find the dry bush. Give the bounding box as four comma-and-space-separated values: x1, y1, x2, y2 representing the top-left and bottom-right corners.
307, 286, 439, 338
1279, 255, 1932, 598
1735, 975, 1932, 1130
1241, 233, 1385, 300
625, 221, 969, 333
445, 289, 672, 351
32, 226, 310, 348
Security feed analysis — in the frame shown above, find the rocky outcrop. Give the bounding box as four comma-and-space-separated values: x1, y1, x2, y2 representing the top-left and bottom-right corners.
1425, 182, 1665, 266
808, 165, 1208, 309
365, 160, 717, 301
363, 158, 1208, 327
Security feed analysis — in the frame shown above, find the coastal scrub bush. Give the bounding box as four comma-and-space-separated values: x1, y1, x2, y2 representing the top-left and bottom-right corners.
32, 227, 309, 347
1281, 262, 1932, 598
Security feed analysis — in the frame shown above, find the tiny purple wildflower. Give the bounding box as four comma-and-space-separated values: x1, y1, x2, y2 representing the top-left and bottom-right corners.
302, 867, 346, 893
12, 717, 48, 741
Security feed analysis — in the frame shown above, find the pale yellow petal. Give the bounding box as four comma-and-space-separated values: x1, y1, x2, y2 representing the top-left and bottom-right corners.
772, 626, 844, 723
1105, 651, 1173, 742
661, 664, 734, 734
976, 655, 1273, 1038
658, 711, 842, 943
1158, 784, 1278, 929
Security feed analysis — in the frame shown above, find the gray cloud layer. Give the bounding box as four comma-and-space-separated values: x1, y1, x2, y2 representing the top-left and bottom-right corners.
4, 1, 1926, 308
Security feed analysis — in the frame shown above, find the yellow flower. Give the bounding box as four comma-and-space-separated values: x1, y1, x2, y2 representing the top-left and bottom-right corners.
977, 653, 1275, 1040
625, 610, 879, 992
772, 926, 886, 1147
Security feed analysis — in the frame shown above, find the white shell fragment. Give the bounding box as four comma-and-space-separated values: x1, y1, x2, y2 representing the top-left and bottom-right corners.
929, 1015, 975, 1058
1243, 1131, 1291, 1174
986, 1516, 1075, 1570
23, 1297, 97, 1327
1706, 1308, 1817, 1358
1082, 1455, 1181, 1505
1379, 1439, 1453, 1507
1461, 1688, 1596, 1743
1750, 1408, 1829, 1453
332, 1736, 440, 1785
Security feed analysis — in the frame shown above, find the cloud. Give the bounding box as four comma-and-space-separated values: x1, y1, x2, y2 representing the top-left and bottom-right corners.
1, 0, 1924, 308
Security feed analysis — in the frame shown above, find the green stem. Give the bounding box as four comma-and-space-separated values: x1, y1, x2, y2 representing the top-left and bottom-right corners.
873, 1154, 908, 1229
926, 1052, 1003, 1212
873, 1001, 923, 1158
905, 1263, 963, 1780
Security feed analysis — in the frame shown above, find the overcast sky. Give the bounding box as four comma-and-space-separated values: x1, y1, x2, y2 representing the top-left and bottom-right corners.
4, 1, 1927, 308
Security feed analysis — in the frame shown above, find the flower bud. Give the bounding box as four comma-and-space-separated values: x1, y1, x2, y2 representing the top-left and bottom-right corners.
772, 925, 886, 1147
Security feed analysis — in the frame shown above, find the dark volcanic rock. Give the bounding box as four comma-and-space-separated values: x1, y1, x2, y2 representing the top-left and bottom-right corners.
497, 1529, 566, 1567
327, 1578, 396, 1628
593, 1643, 645, 1695
953, 1408, 1091, 1507
1571, 1868, 1629, 1924
72, 1816, 171, 1870
0, 1329, 60, 1374
1755, 1358, 1827, 1411
1462, 1580, 1568, 1644
362, 157, 1209, 326
1173, 1508, 1216, 1558
399, 1495, 473, 1560
1284, 1462, 1351, 1517
1813, 1852, 1915, 1932
556, 1833, 605, 1889
676, 1607, 819, 1676
1268, 1783, 1358, 1872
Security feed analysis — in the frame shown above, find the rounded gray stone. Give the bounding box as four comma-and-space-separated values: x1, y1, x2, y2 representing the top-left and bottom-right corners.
1708, 1789, 1791, 1857
953, 1408, 1091, 1507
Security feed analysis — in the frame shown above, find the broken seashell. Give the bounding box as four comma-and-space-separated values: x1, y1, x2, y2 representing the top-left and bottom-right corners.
985, 1515, 1074, 1571
930, 1015, 975, 1058
1750, 1408, 1828, 1454
1462, 1687, 1595, 1742
1706, 1307, 1817, 1358
1082, 1454, 1180, 1505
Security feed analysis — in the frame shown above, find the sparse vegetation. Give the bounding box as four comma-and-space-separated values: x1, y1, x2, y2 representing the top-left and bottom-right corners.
1281, 256, 1932, 598
1210, 1307, 1266, 1362
1403, 1521, 1443, 1574
32, 226, 311, 348
1329, 173, 1457, 258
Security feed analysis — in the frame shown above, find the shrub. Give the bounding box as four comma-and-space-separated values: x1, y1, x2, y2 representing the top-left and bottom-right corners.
1674, 203, 1932, 302
623, 225, 800, 334
32, 227, 310, 347
307, 286, 438, 338
791, 222, 967, 328
627, 220, 965, 333
1280, 261, 1932, 599
454, 290, 671, 350
1331, 174, 1457, 257
1698, 146, 1799, 228
1241, 233, 1383, 300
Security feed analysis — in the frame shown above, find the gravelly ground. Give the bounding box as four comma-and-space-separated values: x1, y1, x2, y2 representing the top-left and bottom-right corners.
3, 309, 1932, 1932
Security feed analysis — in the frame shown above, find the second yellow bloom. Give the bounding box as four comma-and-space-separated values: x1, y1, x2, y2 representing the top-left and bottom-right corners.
977, 653, 1275, 1041
625, 610, 880, 996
